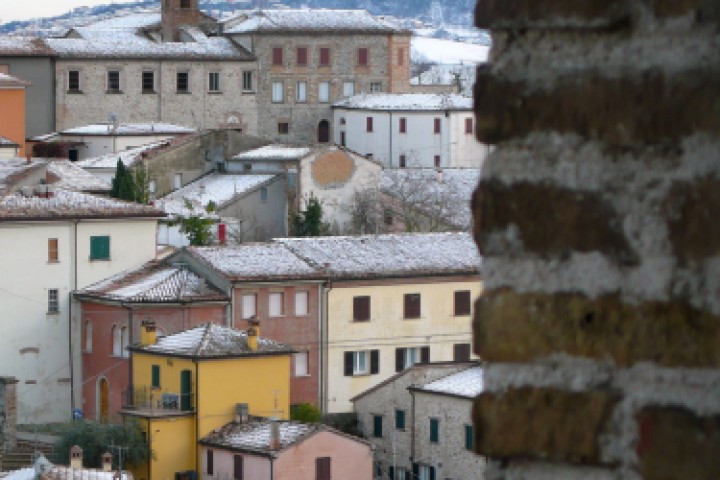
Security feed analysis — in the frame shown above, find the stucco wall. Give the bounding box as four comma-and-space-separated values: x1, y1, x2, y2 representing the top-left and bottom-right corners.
0, 57, 55, 137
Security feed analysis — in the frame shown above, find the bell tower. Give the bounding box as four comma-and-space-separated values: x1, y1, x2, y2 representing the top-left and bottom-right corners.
161, 0, 200, 42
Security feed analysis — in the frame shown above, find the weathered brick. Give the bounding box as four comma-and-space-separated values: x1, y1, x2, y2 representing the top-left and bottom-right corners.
473, 387, 619, 464
637, 406, 720, 480
472, 179, 637, 263
474, 0, 628, 29
664, 178, 720, 262
473, 289, 720, 367
473, 66, 720, 145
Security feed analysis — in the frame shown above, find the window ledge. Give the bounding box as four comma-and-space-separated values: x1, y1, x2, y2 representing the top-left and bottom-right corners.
89, 258, 111, 262
176, 91, 191, 94
46, 311, 60, 316
142, 90, 157, 94
47, 261, 60, 265
294, 374, 311, 378
106, 90, 123, 94
67, 90, 84, 94
208, 91, 223, 95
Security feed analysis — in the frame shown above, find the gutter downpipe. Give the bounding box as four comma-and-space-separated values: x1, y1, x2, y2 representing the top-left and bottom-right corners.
69, 219, 79, 416
320, 280, 331, 414
389, 111, 393, 167
122, 303, 134, 399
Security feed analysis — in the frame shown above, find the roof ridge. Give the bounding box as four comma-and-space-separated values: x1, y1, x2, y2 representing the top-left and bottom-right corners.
195, 323, 214, 356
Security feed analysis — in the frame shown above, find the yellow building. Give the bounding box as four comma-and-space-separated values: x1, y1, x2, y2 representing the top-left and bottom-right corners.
123, 321, 292, 480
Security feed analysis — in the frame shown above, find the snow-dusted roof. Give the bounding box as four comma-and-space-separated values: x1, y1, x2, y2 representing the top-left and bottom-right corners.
132, 323, 293, 358
158, 173, 277, 218
1, 459, 133, 480
223, 9, 403, 34
188, 243, 323, 282
411, 36, 490, 65
45, 160, 111, 192
334, 93, 473, 111
230, 145, 311, 162
200, 418, 322, 456
0, 157, 46, 194
417, 365, 484, 398
0, 188, 164, 221
72, 12, 161, 35
381, 168, 480, 230
60, 123, 195, 137
0, 37, 55, 56
77, 261, 227, 304
0, 72, 31, 88
0, 136, 20, 148
279, 232, 480, 279
75, 142, 169, 169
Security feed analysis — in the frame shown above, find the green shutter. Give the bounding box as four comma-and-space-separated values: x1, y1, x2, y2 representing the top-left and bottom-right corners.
90, 236, 110, 260
151, 365, 160, 388
465, 425, 474, 450
373, 415, 383, 438
395, 409, 405, 430
430, 418, 439, 443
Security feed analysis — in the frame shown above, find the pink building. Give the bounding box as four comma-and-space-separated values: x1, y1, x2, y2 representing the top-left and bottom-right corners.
75, 260, 229, 422
199, 417, 372, 480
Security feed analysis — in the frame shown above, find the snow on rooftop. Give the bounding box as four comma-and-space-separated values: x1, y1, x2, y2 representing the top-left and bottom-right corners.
333, 93, 473, 111
159, 173, 276, 218
136, 323, 292, 357
74, 12, 161, 32
189, 243, 321, 281
78, 262, 227, 303
231, 145, 311, 162
75, 141, 169, 169
201, 418, 318, 454
224, 9, 401, 34
46, 160, 111, 192
419, 365, 484, 398
0, 135, 19, 147
412, 36, 490, 65
0, 72, 30, 87
0, 462, 132, 480
278, 232, 480, 279
60, 123, 195, 136
0, 157, 45, 193
0, 37, 54, 56
0, 188, 164, 220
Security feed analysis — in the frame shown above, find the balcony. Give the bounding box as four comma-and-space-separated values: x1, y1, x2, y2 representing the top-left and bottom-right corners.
122, 386, 195, 417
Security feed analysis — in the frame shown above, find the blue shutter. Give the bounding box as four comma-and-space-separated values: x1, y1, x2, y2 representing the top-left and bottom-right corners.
430, 418, 439, 443
465, 425, 474, 450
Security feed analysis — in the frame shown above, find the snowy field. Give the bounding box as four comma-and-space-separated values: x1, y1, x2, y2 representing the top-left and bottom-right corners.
411, 36, 490, 65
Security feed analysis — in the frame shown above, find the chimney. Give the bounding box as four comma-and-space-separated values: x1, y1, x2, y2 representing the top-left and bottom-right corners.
247, 319, 259, 352
235, 403, 249, 424
70, 445, 83, 469
141, 319, 157, 346
102, 452, 113, 472
269, 419, 280, 450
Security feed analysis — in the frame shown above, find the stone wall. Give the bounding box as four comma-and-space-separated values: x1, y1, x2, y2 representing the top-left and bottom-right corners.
471, 1, 720, 479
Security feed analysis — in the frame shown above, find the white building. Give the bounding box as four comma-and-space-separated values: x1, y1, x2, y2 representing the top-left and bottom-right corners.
353, 362, 485, 480
0, 185, 163, 423
333, 93, 492, 168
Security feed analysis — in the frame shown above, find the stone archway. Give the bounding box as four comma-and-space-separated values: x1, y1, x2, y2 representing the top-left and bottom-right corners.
318, 120, 330, 143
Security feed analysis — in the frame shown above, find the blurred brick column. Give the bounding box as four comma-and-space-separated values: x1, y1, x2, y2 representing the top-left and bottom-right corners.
0, 376, 18, 450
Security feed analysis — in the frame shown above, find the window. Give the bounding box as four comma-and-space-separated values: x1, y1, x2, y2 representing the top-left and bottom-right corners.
366, 117, 373, 132
404, 293, 421, 319
413, 464, 435, 480
68, 70, 81, 92
233, 455, 243, 480
340, 131, 346, 147
353, 296, 370, 322
84, 321, 92, 353
242, 71, 253, 92
112, 326, 122, 356
269, 292, 284, 317
358, 47, 368, 66
272, 47, 283, 66
121, 326, 129, 358
430, 418, 439, 443
395, 346, 429, 372
373, 415, 383, 438
434, 155, 441, 168
370, 82, 382, 92
142, 71, 155, 92
297, 47, 308, 66
48, 289, 59, 313
208, 72, 220, 92
48, 238, 59, 263
434, 118, 441, 134
399, 117, 407, 133
344, 350, 379, 376
465, 424, 474, 450
148, 179, 157, 194
393, 468, 410, 480
454, 290, 471, 316
397, 47, 404, 66
90, 235, 110, 261
295, 291, 309, 316
384, 207, 393, 225
399, 155, 406, 168
107, 70, 121, 93
294, 351, 309, 376
296, 81, 307, 102
343, 81, 355, 97
278, 122, 289, 135
319, 47, 330, 66
180, 0, 191, 8
174, 173, 183, 189
453, 343, 471, 362
272, 81, 284, 102
465, 117, 473, 134
242, 293, 256, 319
395, 409, 406, 430
176, 71, 189, 93
316, 457, 331, 480
260, 186, 268, 202
318, 81, 330, 103
151, 365, 160, 388
206, 449, 213, 475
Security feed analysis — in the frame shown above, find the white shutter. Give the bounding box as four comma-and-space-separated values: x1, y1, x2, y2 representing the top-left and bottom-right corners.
269, 292, 284, 317
294, 352, 308, 376
295, 291, 308, 316
242, 294, 256, 319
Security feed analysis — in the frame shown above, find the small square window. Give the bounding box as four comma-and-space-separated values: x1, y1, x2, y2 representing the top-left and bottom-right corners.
90, 235, 110, 261
370, 82, 382, 92
107, 70, 121, 93
176, 71, 189, 93
208, 72, 220, 92
353, 296, 370, 322
180, 0, 191, 8
48, 289, 59, 313
68, 70, 81, 92
278, 122, 289, 135
142, 71, 155, 93
404, 293, 421, 319
454, 290, 471, 316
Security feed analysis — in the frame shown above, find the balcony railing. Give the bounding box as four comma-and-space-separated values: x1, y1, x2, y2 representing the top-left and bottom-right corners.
122, 386, 195, 413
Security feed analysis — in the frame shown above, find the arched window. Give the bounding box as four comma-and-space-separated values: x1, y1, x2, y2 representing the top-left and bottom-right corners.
84, 321, 92, 353
121, 326, 129, 358
112, 325, 121, 356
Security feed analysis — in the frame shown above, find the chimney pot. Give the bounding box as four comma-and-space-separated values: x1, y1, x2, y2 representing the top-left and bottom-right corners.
70, 445, 83, 469
235, 403, 249, 424
247, 318, 259, 352
141, 319, 157, 346
270, 420, 280, 450
102, 452, 113, 472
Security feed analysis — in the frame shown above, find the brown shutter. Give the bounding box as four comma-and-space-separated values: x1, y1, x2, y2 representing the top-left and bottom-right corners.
316, 457, 331, 480
359, 48, 368, 66
395, 348, 405, 372
353, 296, 370, 321
434, 118, 441, 134
297, 47, 307, 65
273, 47, 283, 65
233, 455, 243, 480
320, 47, 330, 66
367, 117, 374, 132
465, 117, 473, 134
344, 351, 354, 376
370, 349, 380, 374
404, 294, 421, 319
207, 450, 214, 475
399, 117, 406, 133
421, 346, 430, 364
453, 343, 470, 362
454, 291, 471, 316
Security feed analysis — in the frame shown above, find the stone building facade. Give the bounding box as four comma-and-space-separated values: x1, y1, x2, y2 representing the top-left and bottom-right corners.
471, 1, 720, 479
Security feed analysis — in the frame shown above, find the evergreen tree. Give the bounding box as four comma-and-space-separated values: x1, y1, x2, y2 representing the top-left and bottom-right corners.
110, 159, 137, 202
53, 420, 148, 469
293, 195, 329, 237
